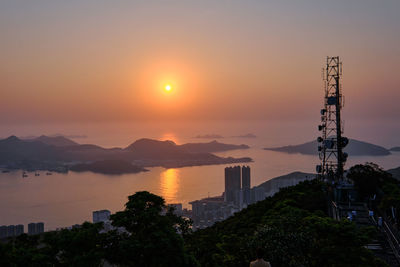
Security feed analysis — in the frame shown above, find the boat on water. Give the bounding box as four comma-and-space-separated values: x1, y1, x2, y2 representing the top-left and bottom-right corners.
1, 170, 10, 173
22, 171, 28, 178
46, 172, 53, 175
35, 172, 40, 176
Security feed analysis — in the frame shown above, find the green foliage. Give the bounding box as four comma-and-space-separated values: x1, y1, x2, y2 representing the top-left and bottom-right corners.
0, 223, 106, 267
347, 162, 393, 199
186, 179, 385, 267
107, 191, 197, 267
0, 192, 197, 267
42, 222, 106, 266
348, 163, 400, 224
0, 234, 47, 267
0, 177, 390, 266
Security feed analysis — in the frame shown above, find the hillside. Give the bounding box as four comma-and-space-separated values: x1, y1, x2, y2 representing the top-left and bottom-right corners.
388, 166, 400, 180
0, 136, 251, 171
264, 138, 390, 156
29, 135, 79, 147
186, 180, 385, 266
70, 160, 147, 174
0, 180, 386, 266
257, 171, 316, 196
179, 140, 249, 153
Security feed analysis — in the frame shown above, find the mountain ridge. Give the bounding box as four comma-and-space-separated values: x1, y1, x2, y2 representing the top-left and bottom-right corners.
0, 136, 251, 172
264, 138, 390, 156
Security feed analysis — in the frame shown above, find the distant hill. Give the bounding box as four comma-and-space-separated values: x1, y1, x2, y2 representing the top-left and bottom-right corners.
0, 136, 252, 172
29, 135, 79, 147
70, 160, 147, 175
257, 171, 316, 196
232, 133, 257, 138
125, 139, 184, 159
179, 140, 249, 153
388, 167, 400, 180
194, 134, 224, 139
0, 136, 61, 162
264, 139, 390, 156
389, 147, 400, 152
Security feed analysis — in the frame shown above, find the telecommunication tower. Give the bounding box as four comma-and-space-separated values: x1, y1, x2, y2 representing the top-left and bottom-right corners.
316, 57, 349, 181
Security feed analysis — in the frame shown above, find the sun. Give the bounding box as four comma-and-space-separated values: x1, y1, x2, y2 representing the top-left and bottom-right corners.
165, 84, 172, 92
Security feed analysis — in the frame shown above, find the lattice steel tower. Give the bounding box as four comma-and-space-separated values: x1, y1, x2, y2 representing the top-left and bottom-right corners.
316, 57, 349, 181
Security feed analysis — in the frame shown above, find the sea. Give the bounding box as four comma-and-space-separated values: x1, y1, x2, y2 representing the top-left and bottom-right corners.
1, 120, 399, 230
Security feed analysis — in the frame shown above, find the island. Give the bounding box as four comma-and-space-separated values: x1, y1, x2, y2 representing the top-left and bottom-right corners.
264, 138, 391, 156
232, 133, 257, 138
70, 160, 148, 175
179, 140, 249, 153
194, 134, 224, 139
0, 135, 252, 174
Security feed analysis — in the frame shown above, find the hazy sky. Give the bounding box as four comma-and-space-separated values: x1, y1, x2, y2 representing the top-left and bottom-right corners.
1, 0, 399, 123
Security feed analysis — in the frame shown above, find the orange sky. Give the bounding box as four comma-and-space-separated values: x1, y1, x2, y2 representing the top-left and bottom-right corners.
0, 1, 399, 123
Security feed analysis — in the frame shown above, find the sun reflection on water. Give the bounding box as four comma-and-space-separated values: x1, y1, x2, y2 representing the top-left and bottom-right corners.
160, 168, 180, 204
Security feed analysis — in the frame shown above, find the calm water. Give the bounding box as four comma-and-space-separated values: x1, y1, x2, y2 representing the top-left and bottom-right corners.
1, 120, 399, 230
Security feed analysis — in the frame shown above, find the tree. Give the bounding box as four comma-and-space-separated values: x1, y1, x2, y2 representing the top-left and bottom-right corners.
42, 222, 106, 266
186, 180, 386, 267
347, 163, 391, 200
107, 191, 197, 267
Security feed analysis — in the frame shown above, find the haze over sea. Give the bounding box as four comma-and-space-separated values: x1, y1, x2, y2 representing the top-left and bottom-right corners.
1, 120, 399, 230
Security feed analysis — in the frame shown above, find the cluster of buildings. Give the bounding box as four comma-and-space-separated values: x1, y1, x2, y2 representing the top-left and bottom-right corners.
189, 166, 266, 230
0, 222, 44, 238
28, 222, 45, 235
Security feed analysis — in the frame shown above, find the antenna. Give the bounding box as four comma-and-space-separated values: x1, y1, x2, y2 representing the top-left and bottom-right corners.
316, 57, 349, 182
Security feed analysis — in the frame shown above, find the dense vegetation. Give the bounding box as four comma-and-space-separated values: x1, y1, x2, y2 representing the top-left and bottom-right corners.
186, 179, 384, 266
1, 164, 394, 266
347, 162, 400, 225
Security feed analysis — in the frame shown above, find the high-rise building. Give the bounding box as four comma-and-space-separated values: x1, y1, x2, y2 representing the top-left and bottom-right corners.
242, 166, 250, 189
0, 225, 25, 238
0, 225, 8, 239
36, 222, 44, 234
28, 222, 45, 235
7, 225, 15, 237
93, 210, 111, 223
28, 223, 36, 235
224, 166, 241, 205
241, 166, 251, 205
15, 224, 24, 236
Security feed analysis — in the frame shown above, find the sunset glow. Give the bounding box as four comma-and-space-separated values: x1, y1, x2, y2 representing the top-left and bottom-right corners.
1, 1, 399, 124
2, 2, 400, 263
160, 168, 180, 204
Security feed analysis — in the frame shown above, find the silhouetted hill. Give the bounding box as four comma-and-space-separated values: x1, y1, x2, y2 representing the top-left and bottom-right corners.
257, 171, 316, 196
389, 147, 400, 152
179, 140, 249, 153
0, 136, 252, 171
388, 166, 400, 180
30, 135, 79, 147
264, 139, 390, 156
125, 139, 184, 159
194, 134, 224, 139
187, 179, 385, 266
70, 160, 147, 174
0, 136, 61, 162
232, 133, 257, 138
